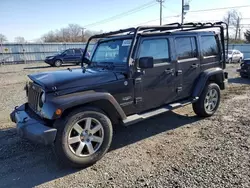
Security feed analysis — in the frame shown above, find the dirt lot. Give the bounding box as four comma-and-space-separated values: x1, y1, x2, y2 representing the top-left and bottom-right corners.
0, 63, 250, 188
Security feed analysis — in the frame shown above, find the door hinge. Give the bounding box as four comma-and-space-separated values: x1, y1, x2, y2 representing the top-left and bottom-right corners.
135, 97, 143, 104
177, 87, 182, 93
176, 70, 182, 76
134, 77, 142, 84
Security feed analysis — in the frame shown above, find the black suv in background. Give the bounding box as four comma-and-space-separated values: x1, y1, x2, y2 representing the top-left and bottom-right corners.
11, 22, 228, 168
45, 48, 83, 67
237, 58, 250, 78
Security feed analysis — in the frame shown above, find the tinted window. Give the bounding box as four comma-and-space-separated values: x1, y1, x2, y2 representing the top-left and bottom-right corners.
74, 49, 82, 55
139, 39, 169, 64
244, 60, 250, 64
175, 37, 197, 60
65, 49, 74, 55
201, 36, 218, 56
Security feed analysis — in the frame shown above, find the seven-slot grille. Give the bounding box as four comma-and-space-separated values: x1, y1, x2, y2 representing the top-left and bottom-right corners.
27, 82, 42, 111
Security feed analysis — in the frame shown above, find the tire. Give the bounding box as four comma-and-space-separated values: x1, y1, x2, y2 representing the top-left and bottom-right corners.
228, 58, 232, 64
54, 60, 62, 67
53, 107, 113, 168
238, 58, 242, 63
192, 83, 220, 117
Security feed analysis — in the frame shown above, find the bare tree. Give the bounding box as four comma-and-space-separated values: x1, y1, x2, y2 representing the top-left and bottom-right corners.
14, 36, 26, 43
41, 24, 101, 42
223, 10, 242, 40
0, 34, 8, 43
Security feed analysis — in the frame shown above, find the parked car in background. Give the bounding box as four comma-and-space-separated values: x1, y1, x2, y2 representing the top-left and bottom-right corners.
226, 49, 244, 64
45, 48, 83, 67
237, 58, 250, 78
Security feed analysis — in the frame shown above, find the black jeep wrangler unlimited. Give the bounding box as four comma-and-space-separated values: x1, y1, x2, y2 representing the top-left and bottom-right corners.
10, 22, 228, 168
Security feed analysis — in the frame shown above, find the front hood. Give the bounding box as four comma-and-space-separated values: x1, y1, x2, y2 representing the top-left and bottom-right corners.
46, 56, 55, 59
28, 68, 120, 91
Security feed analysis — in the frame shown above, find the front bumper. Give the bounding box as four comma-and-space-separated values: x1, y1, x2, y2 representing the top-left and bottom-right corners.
44, 59, 54, 64
10, 104, 57, 145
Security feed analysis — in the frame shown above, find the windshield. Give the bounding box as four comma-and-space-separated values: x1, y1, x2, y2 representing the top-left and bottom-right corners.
227, 50, 233, 54
91, 39, 132, 65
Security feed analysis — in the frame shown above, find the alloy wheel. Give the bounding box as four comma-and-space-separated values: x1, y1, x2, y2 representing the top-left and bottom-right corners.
68, 117, 104, 157
204, 88, 218, 112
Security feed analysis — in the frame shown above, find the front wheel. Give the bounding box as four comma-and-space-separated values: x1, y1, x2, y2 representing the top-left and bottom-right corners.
53, 107, 113, 168
54, 60, 62, 67
193, 83, 220, 117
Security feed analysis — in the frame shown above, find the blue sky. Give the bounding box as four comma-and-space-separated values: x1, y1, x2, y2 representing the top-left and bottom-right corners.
1, 0, 249, 42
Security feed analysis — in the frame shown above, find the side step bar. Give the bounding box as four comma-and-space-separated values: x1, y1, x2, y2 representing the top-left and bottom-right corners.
123, 97, 199, 126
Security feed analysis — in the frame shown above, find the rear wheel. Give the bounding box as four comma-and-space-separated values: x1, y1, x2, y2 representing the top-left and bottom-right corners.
54, 60, 62, 67
53, 107, 113, 168
238, 58, 242, 63
193, 83, 220, 117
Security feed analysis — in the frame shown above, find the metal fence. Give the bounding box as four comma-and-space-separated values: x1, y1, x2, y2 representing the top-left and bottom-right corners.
228, 44, 250, 59
0, 43, 95, 64
0, 43, 249, 64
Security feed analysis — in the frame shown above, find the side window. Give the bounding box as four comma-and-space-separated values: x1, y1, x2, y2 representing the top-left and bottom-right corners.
201, 36, 218, 57
74, 49, 82, 55
175, 37, 197, 60
139, 38, 170, 64
65, 49, 74, 55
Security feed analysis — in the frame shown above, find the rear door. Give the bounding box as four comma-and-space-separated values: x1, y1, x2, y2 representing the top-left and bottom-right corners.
175, 36, 200, 99
134, 36, 178, 112
74, 49, 83, 63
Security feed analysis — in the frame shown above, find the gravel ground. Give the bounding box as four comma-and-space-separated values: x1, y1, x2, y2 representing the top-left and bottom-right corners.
0, 63, 249, 188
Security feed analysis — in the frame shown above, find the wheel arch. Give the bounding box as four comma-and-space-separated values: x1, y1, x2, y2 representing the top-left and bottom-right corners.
53, 91, 126, 125
192, 67, 226, 98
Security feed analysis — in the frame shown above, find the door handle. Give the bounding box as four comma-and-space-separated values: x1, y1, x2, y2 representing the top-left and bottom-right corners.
191, 64, 199, 69
164, 68, 174, 75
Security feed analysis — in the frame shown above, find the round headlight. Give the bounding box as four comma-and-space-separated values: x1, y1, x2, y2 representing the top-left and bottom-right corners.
41, 92, 45, 103
39, 91, 45, 108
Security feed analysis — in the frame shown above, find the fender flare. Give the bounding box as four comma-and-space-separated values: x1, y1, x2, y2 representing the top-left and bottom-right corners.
49, 90, 126, 120
192, 67, 225, 97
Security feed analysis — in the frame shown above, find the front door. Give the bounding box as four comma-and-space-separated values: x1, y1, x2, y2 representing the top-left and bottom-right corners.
174, 36, 200, 99
63, 49, 75, 63
134, 37, 178, 112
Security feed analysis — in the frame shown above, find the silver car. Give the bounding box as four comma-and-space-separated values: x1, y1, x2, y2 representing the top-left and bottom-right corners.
226, 49, 244, 63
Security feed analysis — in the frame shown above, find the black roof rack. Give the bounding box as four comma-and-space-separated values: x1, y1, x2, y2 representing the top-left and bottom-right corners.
82, 22, 228, 69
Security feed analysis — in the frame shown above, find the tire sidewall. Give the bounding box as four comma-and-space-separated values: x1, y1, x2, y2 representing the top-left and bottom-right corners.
54, 109, 113, 167
203, 83, 220, 116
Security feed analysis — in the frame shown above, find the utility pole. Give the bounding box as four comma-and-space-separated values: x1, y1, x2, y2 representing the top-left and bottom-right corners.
181, 0, 184, 24
81, 27, 85, 42
156, 0, 164, 25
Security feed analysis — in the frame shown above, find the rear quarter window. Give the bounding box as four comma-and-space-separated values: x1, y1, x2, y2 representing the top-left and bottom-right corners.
201, 36, 219, 57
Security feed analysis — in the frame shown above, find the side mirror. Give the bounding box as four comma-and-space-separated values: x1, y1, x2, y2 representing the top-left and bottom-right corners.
139, 57, 154, 69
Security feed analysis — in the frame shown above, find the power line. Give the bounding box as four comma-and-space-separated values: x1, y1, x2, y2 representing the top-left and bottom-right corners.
83, 1, 157, 28
188, 5, 250, 13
